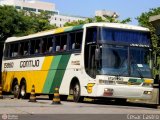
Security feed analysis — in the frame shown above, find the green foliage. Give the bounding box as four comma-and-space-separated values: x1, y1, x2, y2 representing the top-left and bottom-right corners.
136, 7, 160, 48
0, 5, 56, 42
0, 6, 21, 41
64, 16, 131, 27
137, 7, 160, 76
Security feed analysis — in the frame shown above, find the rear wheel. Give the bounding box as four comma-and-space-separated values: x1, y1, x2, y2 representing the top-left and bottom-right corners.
73, 82, 84, 102
13, 82, 20, 99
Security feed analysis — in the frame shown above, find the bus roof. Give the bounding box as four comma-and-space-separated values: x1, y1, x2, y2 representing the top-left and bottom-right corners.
5, 22, 149, 43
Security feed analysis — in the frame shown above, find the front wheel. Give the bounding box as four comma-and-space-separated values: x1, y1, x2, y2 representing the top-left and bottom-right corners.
20, 84, 29, 99
73, 83, 84, 102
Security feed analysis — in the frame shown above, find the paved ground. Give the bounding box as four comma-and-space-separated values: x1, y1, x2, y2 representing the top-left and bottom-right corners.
0, 95, 160, 120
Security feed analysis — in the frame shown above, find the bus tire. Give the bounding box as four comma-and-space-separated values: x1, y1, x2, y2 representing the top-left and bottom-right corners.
12, 81, 20, 99
73, 82, 84, 102
20, 82, 29, 99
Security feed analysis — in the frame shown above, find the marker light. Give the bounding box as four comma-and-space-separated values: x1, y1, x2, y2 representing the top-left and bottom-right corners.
144, 79, 153, 84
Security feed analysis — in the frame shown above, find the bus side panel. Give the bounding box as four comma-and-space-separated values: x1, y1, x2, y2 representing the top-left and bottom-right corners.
59, 53, 92, 96
42, 54, 71, 94
2, 54, 72, 94
2, 71, 15, 92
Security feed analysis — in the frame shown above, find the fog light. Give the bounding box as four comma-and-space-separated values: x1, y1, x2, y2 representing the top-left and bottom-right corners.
144, 91, 152, 95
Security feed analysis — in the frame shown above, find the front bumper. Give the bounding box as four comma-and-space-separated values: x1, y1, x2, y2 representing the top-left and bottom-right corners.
96, 85, 153, 100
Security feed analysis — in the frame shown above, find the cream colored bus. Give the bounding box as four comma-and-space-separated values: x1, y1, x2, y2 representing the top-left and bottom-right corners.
1, 23, 154, 102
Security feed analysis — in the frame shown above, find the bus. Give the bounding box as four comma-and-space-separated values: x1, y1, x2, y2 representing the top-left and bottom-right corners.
1, 23, 154, 102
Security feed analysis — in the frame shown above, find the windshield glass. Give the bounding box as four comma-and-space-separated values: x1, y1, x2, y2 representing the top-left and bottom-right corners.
130, 47, 152, 78
98, 45, 152, 78
98, 45, 128, 76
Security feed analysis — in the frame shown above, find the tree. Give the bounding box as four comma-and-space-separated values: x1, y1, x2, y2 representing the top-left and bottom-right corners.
64, 15, 131, 27
136, 7, 160, 48
0, 5, 56, 83
0, 5, 22, 42
136, 7, 160, 76
17, 10, 56, 36
0, 5, 56, 42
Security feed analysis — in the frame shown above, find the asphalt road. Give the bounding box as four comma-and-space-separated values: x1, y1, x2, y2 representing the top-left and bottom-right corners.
0, 95, 160, 120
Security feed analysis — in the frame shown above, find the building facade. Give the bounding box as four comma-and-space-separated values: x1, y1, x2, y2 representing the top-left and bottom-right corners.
50, 14, 86, 27
0, 0, 58, 14
0, 0, 86, 27
149, 14, 160, 37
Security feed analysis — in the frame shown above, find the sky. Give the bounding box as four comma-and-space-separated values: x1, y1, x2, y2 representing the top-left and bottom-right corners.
42, 0, 160, 25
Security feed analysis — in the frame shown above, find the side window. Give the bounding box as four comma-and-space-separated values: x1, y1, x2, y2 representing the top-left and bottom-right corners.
70, 32, 76, 50
23, 41, 29, 56
30, 39, 41, 55
55, 35, 60, 52
42, 36, 54, 53
18, 42, 24, 56
30, 40, 35, 55
42, 37, 47, 53
55, 34, 67, 52
69, 31, 83, 50
47, 37, 54, 53
10, 43, 19, 57
4, 43, 10, 58
35, 39, 41, 54
61, 35, 67, 51
86, 27, 97, 44
75, 32, 83, 49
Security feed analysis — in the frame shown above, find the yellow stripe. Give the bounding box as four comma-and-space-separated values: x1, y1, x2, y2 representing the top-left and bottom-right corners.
42, 56, 54, 70
54, 26, 70, 34
54, 28, 64, 34
33, 56, 54, 93
144, 79, 153, 84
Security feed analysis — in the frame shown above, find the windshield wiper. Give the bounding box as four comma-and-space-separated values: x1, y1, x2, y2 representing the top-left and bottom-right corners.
116, 58, 144, 79
130, 59, 144, 79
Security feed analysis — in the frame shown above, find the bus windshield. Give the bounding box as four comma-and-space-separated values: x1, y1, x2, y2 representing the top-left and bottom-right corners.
98, 45, 152, 78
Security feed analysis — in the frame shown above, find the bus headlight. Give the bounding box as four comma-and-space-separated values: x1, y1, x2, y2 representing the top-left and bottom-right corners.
143, 91, 152, 95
